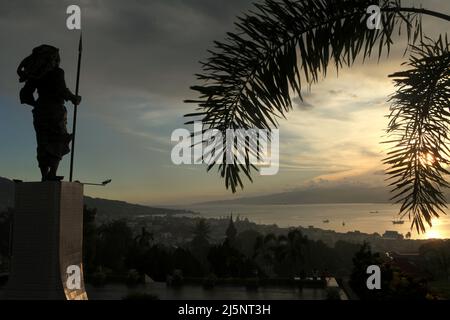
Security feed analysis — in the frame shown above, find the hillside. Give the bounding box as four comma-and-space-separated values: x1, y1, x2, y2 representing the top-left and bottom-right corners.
197, 186, 393, 205
83, 196, 194, 218
0, 177, 194, 217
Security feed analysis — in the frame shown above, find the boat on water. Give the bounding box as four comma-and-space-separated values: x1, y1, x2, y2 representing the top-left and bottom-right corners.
323, 219, 330, 223
392, 219, 405, 225
370, 211, 379, 214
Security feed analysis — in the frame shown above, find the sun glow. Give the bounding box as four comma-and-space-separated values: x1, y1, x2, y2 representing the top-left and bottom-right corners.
425, 229, 443, 239
424, 218, 444, 239
420, 152, 436, 166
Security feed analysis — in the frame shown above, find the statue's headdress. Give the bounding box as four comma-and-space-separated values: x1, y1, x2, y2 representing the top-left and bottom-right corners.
17, 45, 60, 83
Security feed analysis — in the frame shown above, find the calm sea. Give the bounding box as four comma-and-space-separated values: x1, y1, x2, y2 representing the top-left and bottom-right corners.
185, 203, 450, 240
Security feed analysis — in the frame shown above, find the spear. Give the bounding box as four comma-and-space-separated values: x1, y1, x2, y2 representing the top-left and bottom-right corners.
69, 33, 82, 182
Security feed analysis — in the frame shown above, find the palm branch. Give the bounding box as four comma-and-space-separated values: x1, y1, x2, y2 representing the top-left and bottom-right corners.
184, 0, 450, 231
385, 36, 450, 233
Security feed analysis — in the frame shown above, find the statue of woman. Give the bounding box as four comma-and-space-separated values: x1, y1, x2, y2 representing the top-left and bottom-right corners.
17, 45, 81, 181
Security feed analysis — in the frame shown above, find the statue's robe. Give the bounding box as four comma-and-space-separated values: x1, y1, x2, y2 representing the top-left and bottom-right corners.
20, 67, 73, 167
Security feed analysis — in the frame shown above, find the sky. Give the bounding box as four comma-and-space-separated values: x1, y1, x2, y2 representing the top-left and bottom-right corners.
0, 0, 448, 206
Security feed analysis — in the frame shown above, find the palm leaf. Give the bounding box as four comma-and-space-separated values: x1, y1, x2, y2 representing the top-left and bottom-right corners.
185, 0, 424, 192
385, 36, 450, 233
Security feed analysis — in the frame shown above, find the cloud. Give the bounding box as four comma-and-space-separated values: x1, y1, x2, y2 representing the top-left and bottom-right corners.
293, 96, 314, 111
0, 0, 255, 99
328, 89, 342, 95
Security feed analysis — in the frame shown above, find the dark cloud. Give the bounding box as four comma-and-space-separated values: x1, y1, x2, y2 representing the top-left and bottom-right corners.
1, 0, 448, 103
0, 0, 255, 101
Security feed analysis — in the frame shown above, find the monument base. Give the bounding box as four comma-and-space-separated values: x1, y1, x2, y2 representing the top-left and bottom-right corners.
5, 182, 87, 300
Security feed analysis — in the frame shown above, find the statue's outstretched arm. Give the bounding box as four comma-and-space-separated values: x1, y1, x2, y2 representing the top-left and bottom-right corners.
56, 68, 81, 105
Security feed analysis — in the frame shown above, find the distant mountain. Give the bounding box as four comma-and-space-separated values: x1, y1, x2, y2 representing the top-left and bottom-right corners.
0, 177, 194, 217
83, 196, 194, 218
199, 184, 450, 206
197, 186, 393, 205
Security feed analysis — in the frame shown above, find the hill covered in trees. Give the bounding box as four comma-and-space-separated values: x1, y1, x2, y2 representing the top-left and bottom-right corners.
0, 177, 194, 218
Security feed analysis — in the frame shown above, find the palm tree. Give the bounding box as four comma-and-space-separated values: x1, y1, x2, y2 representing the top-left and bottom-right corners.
253, 231, 308, 277
420, 241, 450, 280
134, 227, 154, 248
190, 219, 211, 265
253, 233, 278, 275
185, 0, 450, 233
276, 230, 309, 277
192, 218, 211, 243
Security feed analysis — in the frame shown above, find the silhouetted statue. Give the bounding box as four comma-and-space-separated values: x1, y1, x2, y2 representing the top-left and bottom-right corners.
17, 45, 81, 181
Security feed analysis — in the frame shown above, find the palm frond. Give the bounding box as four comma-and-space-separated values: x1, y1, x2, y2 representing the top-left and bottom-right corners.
185, 0, 423, 192
385, 35, 450, 233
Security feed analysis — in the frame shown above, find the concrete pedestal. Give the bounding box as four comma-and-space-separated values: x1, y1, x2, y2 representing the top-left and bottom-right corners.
5, 182, 88, 300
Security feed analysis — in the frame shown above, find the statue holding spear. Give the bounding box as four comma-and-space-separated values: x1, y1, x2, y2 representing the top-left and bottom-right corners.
17, 37, 82, 181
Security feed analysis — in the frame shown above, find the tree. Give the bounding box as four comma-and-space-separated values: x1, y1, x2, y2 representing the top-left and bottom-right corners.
0, 208, 13, 266
334, 240, 362, 275
350, 242, 428, 299
253, 230, 311, 277
350, 242, 391, 299
275, 230, 308, 277
191, 218, 211, 249
139, 244, 175, 281
419, 240, 450, 280
96, 219, 133, 272
83, 206, 98, 274
125, 227, 154, 276
208, 241, 257, 278
253, 233, 278, 276
173, 247, 205, 277
236, 229, 262, 258
190, 219, 211, 269
225, 214, 237, 244
184, 0, 450, 233
135, 227, 153, 248
192, 218, 211, 243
